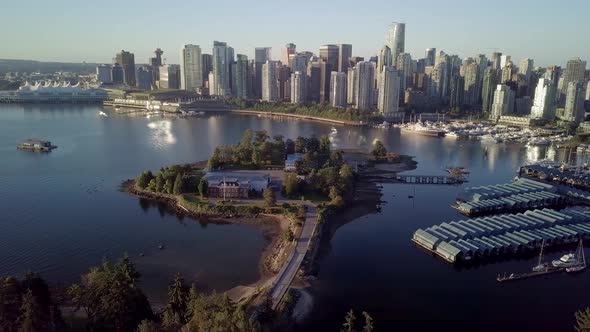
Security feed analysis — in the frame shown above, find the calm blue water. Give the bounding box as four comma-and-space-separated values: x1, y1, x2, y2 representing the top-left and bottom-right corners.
1, 104, 586, 330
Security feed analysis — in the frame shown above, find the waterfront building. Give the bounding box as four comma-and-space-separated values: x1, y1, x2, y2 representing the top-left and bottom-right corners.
204, 172, 270, 199
531, 78, 557, 120
563, 82, 586, 124
115, 50, 136, 86
262, 60, 279, 102
376, 46, 392, 90
0, 81, 107, 103
354, 61, 375, 111
338, 44, 353, 73
283, 43, 296, 67
277, 64, 290, 101
560, 58, 587, 101
425, 48, 436, 66
149, 48, 164, 83
450, 73, 464, 108
254, 47, 271, 99
385, 22, 405, 66
500, 54, 511, 69
347, 67, 356, 105
462, 62, 479, 106
180, 44, 203, 91
515, 97, 532, 115
96, 64, 112, 84
319, 59, 333, 103
201, 54, 212, 86
330, 71, 347, 108
159, 65, 180, 89
233, 54, 249, 99
291, 71, 306, 104
136, 66, 153, 90
111, 63, 124, 84
482, 68, 497, 113
212, 41, 232, 96
307, 60, 321, 103
490, 84, 515, 121
378, 66, 400, 116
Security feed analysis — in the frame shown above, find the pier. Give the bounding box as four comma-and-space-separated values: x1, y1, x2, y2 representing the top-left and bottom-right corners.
496, 267, 563, 282
396, 174, 465, 185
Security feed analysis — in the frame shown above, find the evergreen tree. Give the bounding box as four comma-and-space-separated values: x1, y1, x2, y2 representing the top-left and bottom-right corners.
165, 178, 174, 194
371, 140, 387, 157
341, 309, 356, 332
162, 274, 189, 331
18, 290, 46, 332
362, 311, 374, 332
136, 171, 154, 190
283, 173, 300, 197
136, 320, 160, 332
155, 173, 165, 192
263, 188, 276, 207
198, 179, 208, 198
294, 136, 307, 153
575, 307, 590, 332
173, 173, 184, 195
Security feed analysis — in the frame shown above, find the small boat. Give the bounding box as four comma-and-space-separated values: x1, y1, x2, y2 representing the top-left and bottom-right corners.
17, 139, 57, 152
532, 240, 548, 272
99, 111, 108, 117
552, 253, 580, 268
566, 240, 586, 273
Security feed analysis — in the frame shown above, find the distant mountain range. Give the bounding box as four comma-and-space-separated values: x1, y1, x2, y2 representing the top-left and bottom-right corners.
0, 59, 99, 74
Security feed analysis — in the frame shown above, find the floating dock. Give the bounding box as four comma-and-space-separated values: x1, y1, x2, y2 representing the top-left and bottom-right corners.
496, 267, 563, 282
412, 208, 590, 263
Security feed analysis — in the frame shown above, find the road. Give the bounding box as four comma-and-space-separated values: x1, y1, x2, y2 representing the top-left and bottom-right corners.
270, 204, 318, 309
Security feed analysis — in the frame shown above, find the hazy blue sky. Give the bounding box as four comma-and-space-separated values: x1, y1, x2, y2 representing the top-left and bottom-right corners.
1, 0, 588, 67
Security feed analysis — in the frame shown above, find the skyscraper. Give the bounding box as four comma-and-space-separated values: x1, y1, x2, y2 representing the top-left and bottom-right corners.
354, 61, 375, 111
347, 67, 356, 105
564, 82, 586, 124
180, 44, 203, 91
330, 72, 347, 108
307, 60, 321, 103
150, 48, 163, 83
283, 43, 296, 66
96, 64, 112, 84
111, 63, 124, 84
254, 47, 272, 98
115, 50, 136, 86
482, 68, 497, 113
159, 65, 180, 89
385, 22, 405, 67
233, 54, 249, 99
201, 54, 212, 85
319, 59, 332, 103
490, 84, 515, 121
338, 44, 352, 73
531, 78, 556, 120
397, 53, 413, 98
501, 62, 514, 83
518, 58, 534, 82
136, 66, 153, 90
262, 60, 279, 102
376, 46, 392, 90
291, 71, 306, 104
561, 58, 587, 100
462, 62, 479, 106
500, 55, 511, 69
425, 48, 436, 67
319, 45, 339, 72
491, 52, 502, 71
212, 41, 232, 96
378, 66, 400, 115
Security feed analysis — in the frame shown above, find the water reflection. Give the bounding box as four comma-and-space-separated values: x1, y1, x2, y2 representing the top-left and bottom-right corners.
147, 120, 176, 149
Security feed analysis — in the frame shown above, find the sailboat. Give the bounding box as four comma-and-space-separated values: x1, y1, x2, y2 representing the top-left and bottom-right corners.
532, 240, 548, 272
566, 240, 586, 273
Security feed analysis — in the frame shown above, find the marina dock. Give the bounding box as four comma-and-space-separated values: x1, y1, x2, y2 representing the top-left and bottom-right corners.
396, 174, 466, 185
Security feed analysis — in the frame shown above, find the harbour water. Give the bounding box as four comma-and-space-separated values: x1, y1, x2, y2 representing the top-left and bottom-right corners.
0, 104, 587, 330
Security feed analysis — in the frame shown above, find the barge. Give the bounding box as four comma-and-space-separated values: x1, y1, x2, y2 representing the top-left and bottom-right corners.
17, 139, 57, 152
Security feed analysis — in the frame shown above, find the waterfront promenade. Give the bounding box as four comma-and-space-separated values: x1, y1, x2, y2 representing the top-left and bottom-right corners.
231, 109, 366, 127
270, 205, 318, 309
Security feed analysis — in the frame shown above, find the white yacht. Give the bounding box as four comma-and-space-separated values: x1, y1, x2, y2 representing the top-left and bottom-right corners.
552, 253, 580, 268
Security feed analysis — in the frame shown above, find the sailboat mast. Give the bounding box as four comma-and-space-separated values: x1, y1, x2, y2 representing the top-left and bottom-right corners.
538, 239, 544, 266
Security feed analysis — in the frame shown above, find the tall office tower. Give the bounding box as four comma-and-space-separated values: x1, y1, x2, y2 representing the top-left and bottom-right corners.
481, 67, 498, 113
291, 71, 306, 104
247, 60, 256, 98
450, 73, 464, 108
518, 58, 534, 82
429, 62, 446, 99
319, 44, 338, 70
500, 54, 511, 69
159, 65, 180, 89
425, 48, 436, 66
319, 59, 332, 103
96, 64, 112, 83
207, 71, 215, 92
306, 60, 321, 103
338, 44, 352, 72
350, 56, 364, 68
501, 62, 514, 83
201, 54, 213, 85
462, 62, 479, 106
561, 58, 587, 99
564, 82, 586, 124
283, 43, 296, 66
347, 67, 356, 105
397, 53, 413, 96
330, 72, 347, 108
111, 63, 124, 84
490, 84, 515, 121
180, 44, 202, 91
586, 81, 590, 101
291, 53, 308, 74
376, 46, 392, 90
150, 48, 164, 83
277, 64, 291, 100
115, 50, 136, 86
212, 41, 231, 96
254, 47, 272, 98
385, 22, 405, 67
261, 60, 279, 102
531, 78, 557, 120
354, 61, 375, 110
491, 52, 502, 71
378, 66, 400, 115
475, 54, 488, 101
232, 54, 249, 99
136, 66, 153, 90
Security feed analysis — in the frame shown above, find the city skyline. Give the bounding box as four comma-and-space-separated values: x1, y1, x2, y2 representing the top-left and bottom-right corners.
1, 0, 588, 67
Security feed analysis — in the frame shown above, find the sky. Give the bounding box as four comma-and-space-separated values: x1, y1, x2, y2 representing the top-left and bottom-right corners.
1, 0, 589, 67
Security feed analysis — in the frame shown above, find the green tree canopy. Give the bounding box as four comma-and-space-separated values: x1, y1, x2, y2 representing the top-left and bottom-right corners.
371, 140, 387, 157
198, 179, 208, 197
162, 274, 190, 331
263, 188, 276, 207
173, 173, 184, 195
